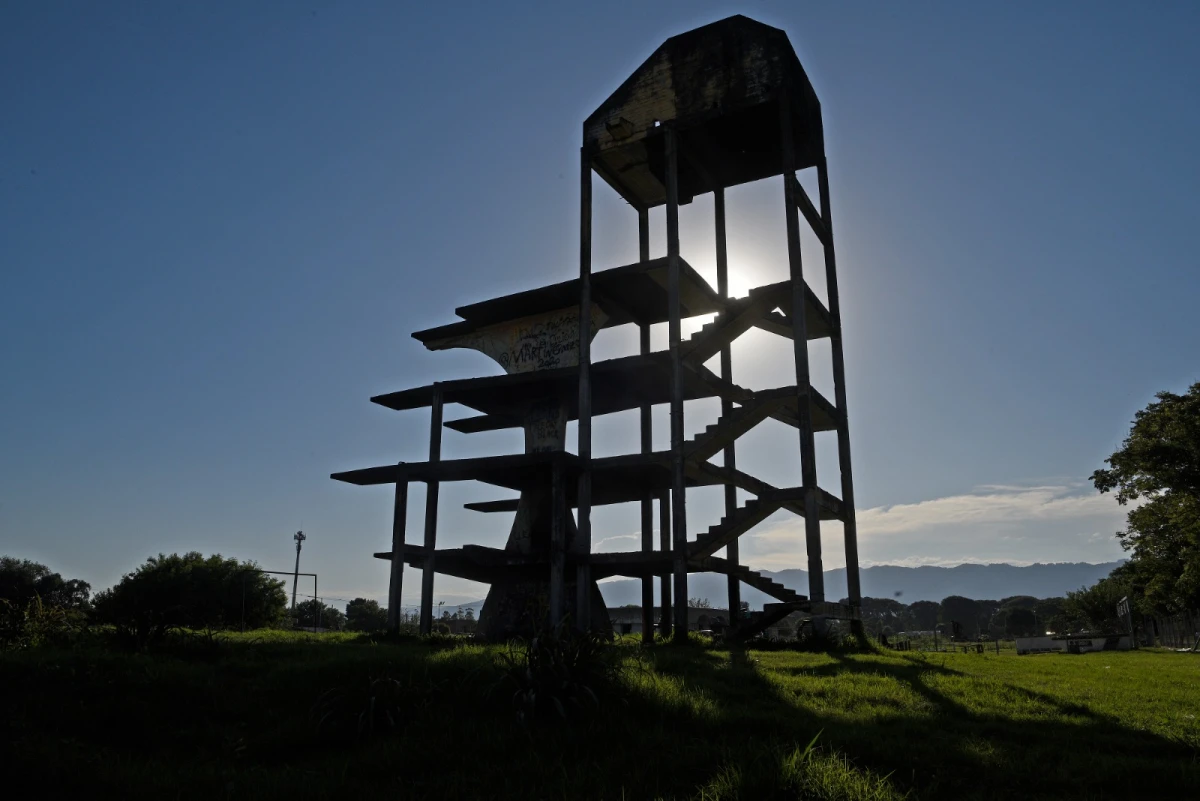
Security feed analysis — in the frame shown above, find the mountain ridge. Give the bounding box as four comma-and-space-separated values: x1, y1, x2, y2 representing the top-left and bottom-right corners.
423, 560, 1124, 612
595, 560, 1124, 609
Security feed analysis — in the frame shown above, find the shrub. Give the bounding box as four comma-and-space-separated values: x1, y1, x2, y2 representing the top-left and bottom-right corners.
0, 557, 91, 611
345, 598, 388, 632
0, 595, 84, 649
92, 552, 287, 646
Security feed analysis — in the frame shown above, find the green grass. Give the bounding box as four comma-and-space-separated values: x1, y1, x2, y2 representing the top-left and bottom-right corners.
2, 632, 1196, 800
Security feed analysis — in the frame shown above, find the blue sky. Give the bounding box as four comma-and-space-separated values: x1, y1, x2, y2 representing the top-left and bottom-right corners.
2, 2, 1197, 606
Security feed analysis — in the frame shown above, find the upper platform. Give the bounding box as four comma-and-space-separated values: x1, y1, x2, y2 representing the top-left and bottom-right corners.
583, 15, 824, 209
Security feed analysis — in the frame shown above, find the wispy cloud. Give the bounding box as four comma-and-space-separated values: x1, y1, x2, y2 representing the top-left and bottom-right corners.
595, 533, 640, 550
855, 484, 1118, 536
742, 483, 1128, 570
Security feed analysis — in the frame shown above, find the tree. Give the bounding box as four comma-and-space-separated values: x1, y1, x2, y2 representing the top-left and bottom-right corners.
92, 552, 286, 643
1, 557, 92, 645
1092, 382, 1200, 613
0, 557, 91, 611
1065, 575, 1130, 632
689, 597, 713, 609
940, 596, 983, 639
988, 609, 1010, 638
326, 607, 346, 631
1005, 608, 1039, 637
857, 597, 906, 636
1033, 597, 1072, 634
345, 598, 388, 632
294, 599, 346, 631
905, 600, 940, 632
974, 599, 1001, 637
991, 596, 1040, 638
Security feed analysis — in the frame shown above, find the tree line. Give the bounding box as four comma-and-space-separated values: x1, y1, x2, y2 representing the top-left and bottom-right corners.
0, 547, 1133, 648
856, 593, 1102, 640
0, 551, 414, 647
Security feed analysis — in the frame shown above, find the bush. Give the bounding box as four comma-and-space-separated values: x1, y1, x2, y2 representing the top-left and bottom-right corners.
345, 598, 388, 632
0, 557, 90, 612
1065, 575, 1131, 633
92, 552, 287, 646
0, 595, 85, 650
294, 599, 346, 631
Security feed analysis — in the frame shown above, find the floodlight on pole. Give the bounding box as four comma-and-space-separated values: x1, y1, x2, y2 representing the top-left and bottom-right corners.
291, 531, 306, 611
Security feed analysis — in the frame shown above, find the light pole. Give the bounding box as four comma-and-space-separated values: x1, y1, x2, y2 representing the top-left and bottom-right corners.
291, 531, 306, 612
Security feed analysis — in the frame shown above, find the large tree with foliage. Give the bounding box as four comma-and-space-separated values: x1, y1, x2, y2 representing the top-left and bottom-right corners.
1004, 608, 1039, 637
857, 597, 907, 636
294, 599, 346, 631
0, 557, 92, 645
1032, 597, 1073, 634
905, 600, 941, 632
1065, 574, 1132, 632
1092, 382, 1200, 613
940, 596, 984, 638
990, 596, 1040, 638
92, 552, 286, 643
0, 557, 91, 611
345, 597, 388, 632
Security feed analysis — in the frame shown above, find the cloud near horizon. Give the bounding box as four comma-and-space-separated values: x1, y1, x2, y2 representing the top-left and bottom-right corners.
854, 484, 1118, 536
744, 482, 1130, 571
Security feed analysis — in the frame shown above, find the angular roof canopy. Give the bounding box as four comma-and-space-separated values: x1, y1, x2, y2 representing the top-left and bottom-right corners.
584, 15, 824, 209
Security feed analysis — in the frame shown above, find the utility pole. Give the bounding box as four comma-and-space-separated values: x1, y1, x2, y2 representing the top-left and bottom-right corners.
291, 531, 306, 612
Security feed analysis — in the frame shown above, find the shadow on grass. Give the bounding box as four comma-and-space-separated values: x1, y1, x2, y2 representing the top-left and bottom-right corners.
667, 646, 1199, 800
1, 637, 1196, 800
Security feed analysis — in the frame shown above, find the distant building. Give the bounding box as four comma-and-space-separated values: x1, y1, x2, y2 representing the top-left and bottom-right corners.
608, 606, 730, 635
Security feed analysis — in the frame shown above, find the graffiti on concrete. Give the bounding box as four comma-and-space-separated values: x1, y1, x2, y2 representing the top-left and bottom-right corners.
524, 400, 568, 453
427, 306, 607, 375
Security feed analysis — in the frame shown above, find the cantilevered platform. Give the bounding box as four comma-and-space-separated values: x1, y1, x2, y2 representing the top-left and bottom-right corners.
332, 449, 844, 516
370, 355, 838, 436
414, 257, 718, 342
413, 257, 833, 345
371, 543, 806, 590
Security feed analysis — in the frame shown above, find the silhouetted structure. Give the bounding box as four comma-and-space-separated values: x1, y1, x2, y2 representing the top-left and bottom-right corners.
333, 15, 862, 640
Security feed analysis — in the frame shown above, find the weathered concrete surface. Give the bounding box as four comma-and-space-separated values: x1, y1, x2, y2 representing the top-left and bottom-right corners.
432, 305, 612, 639
426, 306, 608, 375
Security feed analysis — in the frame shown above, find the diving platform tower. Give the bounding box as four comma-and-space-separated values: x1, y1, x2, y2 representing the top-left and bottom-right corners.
332, 15, 863, 641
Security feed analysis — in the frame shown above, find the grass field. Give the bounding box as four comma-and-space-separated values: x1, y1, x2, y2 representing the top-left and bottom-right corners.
3, 632, 1197, 800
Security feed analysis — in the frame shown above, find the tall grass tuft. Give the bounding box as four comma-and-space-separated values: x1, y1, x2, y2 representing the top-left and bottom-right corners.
494, 622, 625, 724
698, 732, 907, 800
310, 667, 442, 744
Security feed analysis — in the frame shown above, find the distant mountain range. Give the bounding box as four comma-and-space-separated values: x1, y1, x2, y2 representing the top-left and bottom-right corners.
596, 561, 1125, 609
422, 561, 1123, 615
